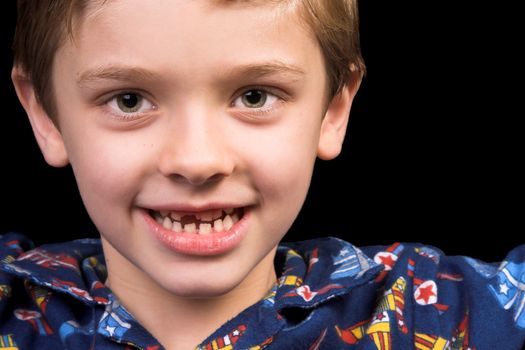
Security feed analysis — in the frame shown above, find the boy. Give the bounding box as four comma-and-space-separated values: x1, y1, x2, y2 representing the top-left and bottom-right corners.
1, 1, 523, 349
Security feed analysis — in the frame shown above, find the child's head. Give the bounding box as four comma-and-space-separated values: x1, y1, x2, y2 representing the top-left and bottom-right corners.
11, 1, 363, 298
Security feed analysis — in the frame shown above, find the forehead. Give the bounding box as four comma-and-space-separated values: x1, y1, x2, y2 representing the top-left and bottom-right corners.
62, 0, 323, 80
74, 0, 312, 50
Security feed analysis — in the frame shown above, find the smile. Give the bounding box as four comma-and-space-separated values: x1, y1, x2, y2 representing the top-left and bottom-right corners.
143, 207, 249, 256
150, 208, 244, 235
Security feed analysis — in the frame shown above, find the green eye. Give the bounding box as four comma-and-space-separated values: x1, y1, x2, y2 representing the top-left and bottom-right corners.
107, 92, 156, 119
116, 93, 143, 113
241, 90, 267, 108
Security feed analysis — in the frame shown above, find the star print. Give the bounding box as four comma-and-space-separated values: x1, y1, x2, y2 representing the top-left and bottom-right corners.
105, 325, 116, 337
14, 309, 41, 320
374, 252, 397, 271
415, 281, 437, 305
339, 248, 350, 256
297, 285, 317, 301
499, 282, 510, 295
380, 255, 396, 266
375, 312, 386, 321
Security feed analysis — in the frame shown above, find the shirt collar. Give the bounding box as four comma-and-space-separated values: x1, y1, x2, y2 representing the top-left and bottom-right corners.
0, 236, 383, 310
0, 238, 111, 306
196, 237, 383, 350
273, 237, 383, 310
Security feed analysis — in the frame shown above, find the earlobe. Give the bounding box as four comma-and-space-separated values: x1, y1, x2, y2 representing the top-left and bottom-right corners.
317, 71, 362, 160
11, 67, 69, 167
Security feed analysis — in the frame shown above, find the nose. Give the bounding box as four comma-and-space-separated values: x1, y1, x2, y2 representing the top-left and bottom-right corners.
157, 112, 235, 186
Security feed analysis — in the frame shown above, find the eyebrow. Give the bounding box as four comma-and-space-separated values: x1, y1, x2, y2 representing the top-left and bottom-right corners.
224, 61, 306, 81
76, 61, 306, 86
77, 66, 160, 86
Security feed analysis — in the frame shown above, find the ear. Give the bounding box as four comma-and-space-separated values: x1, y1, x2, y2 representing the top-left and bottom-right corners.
11, 66, 69, 167
317, 70, 362, 160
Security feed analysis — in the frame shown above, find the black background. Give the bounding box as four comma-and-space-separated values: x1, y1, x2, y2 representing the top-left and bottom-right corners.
1, 2, 521, 261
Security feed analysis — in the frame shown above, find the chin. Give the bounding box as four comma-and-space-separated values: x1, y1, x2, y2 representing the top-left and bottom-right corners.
157, 270, 243, 299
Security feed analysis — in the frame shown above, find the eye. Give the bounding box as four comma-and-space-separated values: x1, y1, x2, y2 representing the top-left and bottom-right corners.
107, 92, 155, 116
233, 89, 279, 110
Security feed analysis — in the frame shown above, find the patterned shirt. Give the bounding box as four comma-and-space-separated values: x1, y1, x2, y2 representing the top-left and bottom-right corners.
0, 232, 524, 349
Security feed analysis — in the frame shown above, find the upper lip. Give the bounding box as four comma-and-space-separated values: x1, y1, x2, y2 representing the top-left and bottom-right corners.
143, 203, 248, 214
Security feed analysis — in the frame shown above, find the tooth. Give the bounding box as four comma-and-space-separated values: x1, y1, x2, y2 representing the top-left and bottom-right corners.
225, 208, 234, 215
199, 223, 212, 235
223, 215, 233, 230
172, 221, 182, 233
213, 219, 224, 232
184, 223, 197, 233
155, 216, 163, 225
162, 217, 172, 229
231, 213, 239, 224
160, 210, 169, 217
170, 212, 182, 221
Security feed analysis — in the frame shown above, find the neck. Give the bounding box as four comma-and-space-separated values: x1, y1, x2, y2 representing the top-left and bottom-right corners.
102, 242, 277, 350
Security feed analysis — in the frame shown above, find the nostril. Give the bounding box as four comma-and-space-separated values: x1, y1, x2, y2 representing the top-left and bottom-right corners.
157, 143, 235, 186
169, 172, 226, 187
207, 173, 226, 183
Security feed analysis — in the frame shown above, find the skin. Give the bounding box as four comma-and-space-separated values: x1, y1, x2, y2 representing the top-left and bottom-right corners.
13, 1, 360, 348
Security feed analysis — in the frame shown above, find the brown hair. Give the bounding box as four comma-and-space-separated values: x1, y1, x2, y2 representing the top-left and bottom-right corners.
12, 0, 365, 120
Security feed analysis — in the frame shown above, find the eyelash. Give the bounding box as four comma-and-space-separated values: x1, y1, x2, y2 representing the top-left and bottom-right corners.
231, 87, 284, 117
103, 90, 157, 120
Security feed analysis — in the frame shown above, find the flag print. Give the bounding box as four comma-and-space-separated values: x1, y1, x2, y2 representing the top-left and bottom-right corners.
330, 246, 372, 280
98, 300, 132, 339
489, 260, 525, 329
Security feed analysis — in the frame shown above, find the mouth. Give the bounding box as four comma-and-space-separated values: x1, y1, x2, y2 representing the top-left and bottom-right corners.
148, 207, 245, 235
143, 206, 249, 256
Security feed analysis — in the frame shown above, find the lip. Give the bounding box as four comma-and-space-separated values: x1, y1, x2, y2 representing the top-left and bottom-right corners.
146, 203, 240, 213
141, 207, 250, 256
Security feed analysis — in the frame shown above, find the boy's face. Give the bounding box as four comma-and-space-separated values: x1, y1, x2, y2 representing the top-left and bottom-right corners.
24, 1, 356, 297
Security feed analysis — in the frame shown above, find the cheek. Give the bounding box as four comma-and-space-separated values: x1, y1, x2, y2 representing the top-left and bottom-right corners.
64, 129, 155, 215
241, 121, 320, 225
256, 118, 320, 190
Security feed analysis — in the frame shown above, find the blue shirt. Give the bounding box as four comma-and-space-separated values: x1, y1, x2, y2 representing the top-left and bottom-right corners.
0, 232, 524, 349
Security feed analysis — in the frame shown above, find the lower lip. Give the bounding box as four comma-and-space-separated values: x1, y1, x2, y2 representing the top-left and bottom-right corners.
142, 209, 249, 256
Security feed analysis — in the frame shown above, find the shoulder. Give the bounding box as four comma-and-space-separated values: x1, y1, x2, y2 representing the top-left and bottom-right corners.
358, 241, 525, 282
360, 241, 525, 348
273, 238, 525, 348
0, 233, 106, 348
